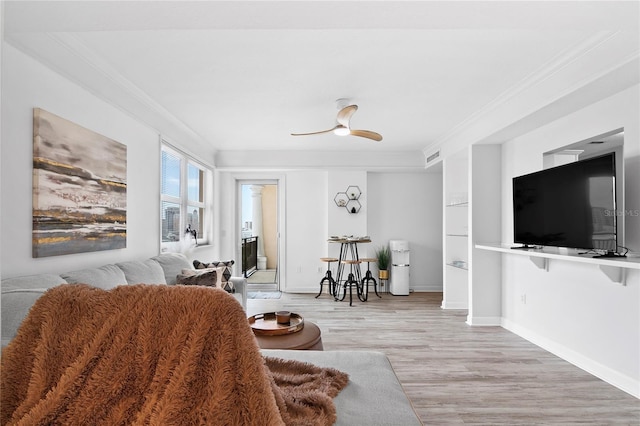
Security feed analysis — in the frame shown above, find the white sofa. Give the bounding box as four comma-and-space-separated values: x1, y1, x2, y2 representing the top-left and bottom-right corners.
1, 253, 422, 425
1, 253, 246, 347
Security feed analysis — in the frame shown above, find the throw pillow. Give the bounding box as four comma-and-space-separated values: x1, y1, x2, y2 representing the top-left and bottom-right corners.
193, 260, 235, 292
176, 269, 218, 287
181, 267, 224, 288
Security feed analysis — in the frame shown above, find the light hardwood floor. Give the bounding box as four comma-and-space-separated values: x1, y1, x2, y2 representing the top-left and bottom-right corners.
247, 291, 640, 425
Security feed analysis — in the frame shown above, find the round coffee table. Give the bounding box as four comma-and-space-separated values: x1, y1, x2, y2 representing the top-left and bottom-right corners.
253, 321, 323, 350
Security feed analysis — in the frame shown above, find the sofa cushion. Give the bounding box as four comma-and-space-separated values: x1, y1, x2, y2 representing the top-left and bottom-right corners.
116, 259, 167, 285
2, 290, 49, 347
61, 264, 127, 290
151, 253, 192, 285
1, 274, 69, 347
1, 274, 67, 292
261, 350, 422, 426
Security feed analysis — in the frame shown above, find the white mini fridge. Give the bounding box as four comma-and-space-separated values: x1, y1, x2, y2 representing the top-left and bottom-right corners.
389, 240, 410, 295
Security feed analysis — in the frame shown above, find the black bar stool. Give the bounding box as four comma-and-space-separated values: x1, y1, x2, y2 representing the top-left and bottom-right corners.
317, 257, 338, 298
337, 259, 364, 306
360, 257, 382, 301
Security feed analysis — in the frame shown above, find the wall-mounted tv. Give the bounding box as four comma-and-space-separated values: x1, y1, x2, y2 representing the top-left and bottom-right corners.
513, 153, 618, 255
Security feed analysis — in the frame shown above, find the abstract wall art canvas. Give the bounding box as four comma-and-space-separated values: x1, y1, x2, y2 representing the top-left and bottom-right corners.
32, 108, 127, 257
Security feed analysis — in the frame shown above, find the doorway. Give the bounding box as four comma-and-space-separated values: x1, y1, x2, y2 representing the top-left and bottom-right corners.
240, 182, 279, 291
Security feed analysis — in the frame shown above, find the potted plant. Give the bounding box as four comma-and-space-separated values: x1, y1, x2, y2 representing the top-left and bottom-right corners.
374, 245, 390, 280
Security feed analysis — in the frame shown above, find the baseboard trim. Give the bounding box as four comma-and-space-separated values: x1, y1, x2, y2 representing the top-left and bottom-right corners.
441, 301, 468, 309
502, 318, 639, 399
411, 284, 443, 292
281, 288, 319, 294
287, 285, 444, 293
466, 315, 501, 326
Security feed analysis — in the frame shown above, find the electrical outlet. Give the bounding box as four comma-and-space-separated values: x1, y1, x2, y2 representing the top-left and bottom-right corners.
297, 266, 302, 273
520, 294, 527, 304
317, 266, 323, 273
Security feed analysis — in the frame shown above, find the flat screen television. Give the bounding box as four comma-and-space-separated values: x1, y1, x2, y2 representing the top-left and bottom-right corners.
513, 152, 618, 254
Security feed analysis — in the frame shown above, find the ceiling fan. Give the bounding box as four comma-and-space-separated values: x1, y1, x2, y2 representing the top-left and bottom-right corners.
291, 100, 383, 142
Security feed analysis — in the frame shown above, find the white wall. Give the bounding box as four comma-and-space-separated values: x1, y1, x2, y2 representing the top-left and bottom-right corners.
327, 170, 368, 259
500, 84, 640, 397
287, 170, 329, 292
368, 172, 443, 292
1, 43, 163, 278
1, 4, 4, 283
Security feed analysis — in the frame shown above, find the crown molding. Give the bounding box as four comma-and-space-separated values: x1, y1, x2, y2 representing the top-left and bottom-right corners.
424, 30, 639, 161
215, 150, 427, 171
5, 31, 215, 157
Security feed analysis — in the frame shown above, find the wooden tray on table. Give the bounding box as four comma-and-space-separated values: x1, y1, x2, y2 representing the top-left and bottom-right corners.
248, 312, 304, 336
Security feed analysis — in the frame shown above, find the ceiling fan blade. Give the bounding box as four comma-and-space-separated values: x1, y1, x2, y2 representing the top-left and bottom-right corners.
291, 126, 338, 137
336, 105, 358, 126
350, 129, 383, 141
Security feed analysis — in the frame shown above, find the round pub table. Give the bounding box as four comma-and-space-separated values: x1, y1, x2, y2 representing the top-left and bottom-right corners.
253, 321, 323, 350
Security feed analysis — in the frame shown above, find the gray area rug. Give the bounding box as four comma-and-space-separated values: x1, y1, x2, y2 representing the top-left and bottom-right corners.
247, 291, 282, 300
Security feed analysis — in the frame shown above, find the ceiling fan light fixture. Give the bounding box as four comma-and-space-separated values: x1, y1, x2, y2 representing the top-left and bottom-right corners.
333, 125, 350, 136
292, 103, 381, 141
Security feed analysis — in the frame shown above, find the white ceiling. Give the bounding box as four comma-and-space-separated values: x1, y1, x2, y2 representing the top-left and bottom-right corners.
4, 1, 639, 167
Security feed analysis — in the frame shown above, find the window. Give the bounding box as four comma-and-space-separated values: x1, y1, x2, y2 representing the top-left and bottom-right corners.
161, 144, 208, 245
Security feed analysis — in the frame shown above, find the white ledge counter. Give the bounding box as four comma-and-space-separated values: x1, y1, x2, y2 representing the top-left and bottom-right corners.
475, 243, 640, 285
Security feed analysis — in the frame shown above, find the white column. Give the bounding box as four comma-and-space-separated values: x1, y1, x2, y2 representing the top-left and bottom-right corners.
250, 185, 267, 269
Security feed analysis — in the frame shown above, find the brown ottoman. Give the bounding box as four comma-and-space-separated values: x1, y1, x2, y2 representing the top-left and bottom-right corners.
254, 321, 323, 350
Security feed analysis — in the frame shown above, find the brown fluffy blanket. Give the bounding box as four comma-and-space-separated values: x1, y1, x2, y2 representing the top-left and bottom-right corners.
1, 284, 348, 425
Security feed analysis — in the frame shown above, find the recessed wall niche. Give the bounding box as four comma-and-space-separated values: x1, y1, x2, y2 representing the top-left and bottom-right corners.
543, 128, 624, 247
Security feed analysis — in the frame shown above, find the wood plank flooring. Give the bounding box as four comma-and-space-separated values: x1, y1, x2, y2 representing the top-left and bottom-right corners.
247, 292, 640, 425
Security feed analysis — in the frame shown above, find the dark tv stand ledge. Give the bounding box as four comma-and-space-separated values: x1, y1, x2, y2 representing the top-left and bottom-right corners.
476, 243, 640, 286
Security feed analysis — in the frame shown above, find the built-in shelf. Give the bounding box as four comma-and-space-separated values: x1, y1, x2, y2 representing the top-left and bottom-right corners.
335, 185, 362, 213
476, 243, 640, 285
441, 145, 502, 322
446, 263, 469, 271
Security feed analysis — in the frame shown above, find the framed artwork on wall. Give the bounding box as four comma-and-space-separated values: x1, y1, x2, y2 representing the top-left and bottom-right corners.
32, 108, 127, 258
